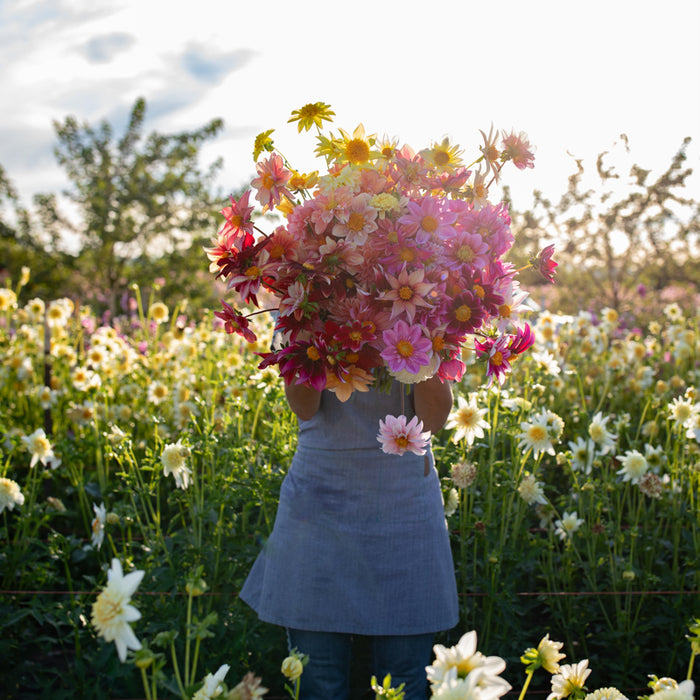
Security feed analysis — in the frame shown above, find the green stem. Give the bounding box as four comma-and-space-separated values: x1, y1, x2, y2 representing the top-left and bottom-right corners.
517, 669, 535, 700
140, 667, 153, 700
184, 592, 194, 688
170, 641, 187, 699
687, 649, 696, 681
191, 637, 201, 689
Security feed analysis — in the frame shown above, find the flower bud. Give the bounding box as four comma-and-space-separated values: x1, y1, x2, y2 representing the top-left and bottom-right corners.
281, 656, 304, 681
186, 578, 208, 597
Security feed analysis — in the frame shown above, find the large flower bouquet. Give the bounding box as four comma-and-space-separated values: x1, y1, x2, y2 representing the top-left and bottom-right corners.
206, 103, 554, 453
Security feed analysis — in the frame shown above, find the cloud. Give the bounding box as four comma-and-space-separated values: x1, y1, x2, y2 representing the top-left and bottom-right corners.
181, 45, 254, 85
0, 125, 56, 172
81, 32, 135, 64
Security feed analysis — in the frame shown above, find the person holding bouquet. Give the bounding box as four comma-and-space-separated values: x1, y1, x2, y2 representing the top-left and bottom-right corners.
210, 102, 542, 699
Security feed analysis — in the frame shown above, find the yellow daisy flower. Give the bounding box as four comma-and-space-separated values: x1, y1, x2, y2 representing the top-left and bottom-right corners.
420, 137, 464, 171
288, 101, 335, 132
336, 124, 379, 165
252, 129, 275, 161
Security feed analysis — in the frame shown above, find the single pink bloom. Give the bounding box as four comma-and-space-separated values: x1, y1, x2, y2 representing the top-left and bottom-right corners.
219, 190, 255, 241
214, 301, 257, 343
380, 320, 433, 374
530, 244, 558, 283
475, 335, 512, 387
508, 323, 535, 356
501, 130, 535, 170
398, 197, 457, 244
251, 153, 293, 211
332, 193, 379, 246
377, 414, 431, 456
225, 248, 273, 305
379, 266, 436, 322
443, 230, 490, 272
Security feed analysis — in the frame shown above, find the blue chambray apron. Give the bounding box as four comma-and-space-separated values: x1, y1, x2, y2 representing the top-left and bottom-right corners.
239, 382, 459, 635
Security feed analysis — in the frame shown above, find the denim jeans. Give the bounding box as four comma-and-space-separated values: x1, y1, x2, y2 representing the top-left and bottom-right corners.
286, 628, 435, 700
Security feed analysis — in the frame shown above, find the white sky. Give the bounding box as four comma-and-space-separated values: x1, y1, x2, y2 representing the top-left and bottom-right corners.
1, 0, 699, 214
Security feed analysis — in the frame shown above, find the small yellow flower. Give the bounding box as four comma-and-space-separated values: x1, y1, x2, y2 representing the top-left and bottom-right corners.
288, 169, 318, 191
420, 137, 464, 171
253, 129, 275, 160
288, 102, 335, 132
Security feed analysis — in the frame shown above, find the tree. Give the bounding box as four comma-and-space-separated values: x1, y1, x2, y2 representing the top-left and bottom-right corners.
509, 136, 699, 323
45, 97, 224, 316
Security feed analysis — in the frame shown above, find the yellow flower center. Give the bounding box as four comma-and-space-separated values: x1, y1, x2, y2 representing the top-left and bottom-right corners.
528, 425, 547, 441
268, 243, 285, 258
399, 247, 415, 262
245, 266, 261, 278
421, 215, 438, 233
230, 214, 244, 227
457, 408, 477, 426
433, 150, 451, 166
432, 336, 445, 351
347, 211, 366, 232
395, 435, 409, 449
484, 145, 500, 162
396, 340, 414, 358
498, 304, 512, 318
399, 286, 414, 301
455, 305, 471, 322
491, 351, 504, 366
473, 284, 485, 299
261, 173, 275, 189
306, 346, 321, 361
456, 245, 475, 263
346, 139, 369, 164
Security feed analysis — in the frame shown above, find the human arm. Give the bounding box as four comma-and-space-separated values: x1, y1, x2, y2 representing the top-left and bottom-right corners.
284, 382, 322, 421
413, 375, 453, 434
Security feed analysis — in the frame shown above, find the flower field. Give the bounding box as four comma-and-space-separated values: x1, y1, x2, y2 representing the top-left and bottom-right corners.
0, 275, 698, 699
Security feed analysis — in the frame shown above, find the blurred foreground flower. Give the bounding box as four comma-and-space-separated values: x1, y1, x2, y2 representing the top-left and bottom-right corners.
91, 558, 144, 662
